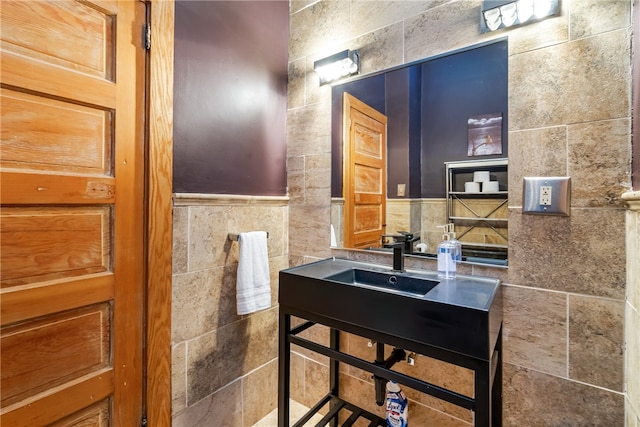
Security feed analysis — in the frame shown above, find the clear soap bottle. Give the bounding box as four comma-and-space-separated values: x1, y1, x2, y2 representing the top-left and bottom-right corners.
437, 231, 456, 279
448, 224, 462, 263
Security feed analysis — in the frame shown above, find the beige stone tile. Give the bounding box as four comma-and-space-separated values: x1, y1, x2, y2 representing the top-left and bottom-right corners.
350, 0, 445, 38
286, 102, 331, 158
410, 400, 472, 427
340, 332, 378, 383
291, 321, 330, 366
242, 360, 278, 427
304, 153, 331, 205
226, 205, 287, 260
506, 4, 568, 55
568, 118, 632, 207
287, 155, 305, 204
289, 1, 351, 60
172, 267, 238, 342
502, 285, 567, 377
290, 352, 306, 404
303, 56, 333, 108
508, 208, 626, 299
395, 353, 474, 423
625, 400, 640, 427
288, 58, 305, 110
507, 126, 567, 208
350, 22, 404, 76
469, 262, 508, 281
173, 380, 243, 427
420, 198, 447, 250
628, 209, 640, 309
173, 206, 189, 274
188, 205, 230, 271
404, 0, 491, 63
303, 357, 330, 410
338, 373, 385, 419
172, 342, 187, 415
187, 308, 278, 404
568, 295, 624, 391
386, 200, 411, 235
627, 303, 640, 419
245, 306, 280, 365
270, 254, 288, 307
289, 205, 332, 259
503, 364, 625, 426
569, 0, 631, 40
509, 29, 631, 130
289, 0, 316, 15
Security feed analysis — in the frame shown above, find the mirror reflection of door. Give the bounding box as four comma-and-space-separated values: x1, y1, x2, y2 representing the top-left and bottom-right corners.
343, 93, 388, 249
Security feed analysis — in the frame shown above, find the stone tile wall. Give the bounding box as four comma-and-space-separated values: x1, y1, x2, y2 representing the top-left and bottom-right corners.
623, 191, 640, 426
171, 195, 288, 426
287, 0, 633, 425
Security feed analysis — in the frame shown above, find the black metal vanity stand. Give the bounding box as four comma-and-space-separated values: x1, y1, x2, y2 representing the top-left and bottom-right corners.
278, 306, 503, 427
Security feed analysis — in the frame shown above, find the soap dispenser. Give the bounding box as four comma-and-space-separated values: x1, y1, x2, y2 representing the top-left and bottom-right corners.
448, 223, 462, 263
437, 227, 456, 279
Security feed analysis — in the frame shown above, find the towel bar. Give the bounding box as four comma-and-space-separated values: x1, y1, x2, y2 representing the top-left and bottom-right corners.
228, 232, 269, 241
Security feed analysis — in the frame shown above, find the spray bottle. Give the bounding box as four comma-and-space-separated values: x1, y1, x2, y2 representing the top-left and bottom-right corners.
437, 226, 456, 279
385, 381, 408, 427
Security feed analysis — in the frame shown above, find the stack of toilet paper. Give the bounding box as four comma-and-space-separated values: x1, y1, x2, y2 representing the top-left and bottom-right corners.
464, 171, 499, 193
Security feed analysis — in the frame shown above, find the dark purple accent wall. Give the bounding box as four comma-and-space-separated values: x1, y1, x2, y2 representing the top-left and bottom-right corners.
385, 69, 411, 198
420, 40, 508, 198
173, 1, 288, 195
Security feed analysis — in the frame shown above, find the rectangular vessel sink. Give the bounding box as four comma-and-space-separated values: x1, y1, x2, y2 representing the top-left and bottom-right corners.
325, 268, 439, 296
279, 258, 502, 360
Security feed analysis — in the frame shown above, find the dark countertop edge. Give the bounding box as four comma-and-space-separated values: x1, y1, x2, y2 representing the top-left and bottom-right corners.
281, 257, 501, 312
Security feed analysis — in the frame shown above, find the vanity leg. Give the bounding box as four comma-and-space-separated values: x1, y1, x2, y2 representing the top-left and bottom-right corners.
492, 327, 503, 427
278, 312, 291, 427
474, 360, 491, 427
329, 328, 340, 427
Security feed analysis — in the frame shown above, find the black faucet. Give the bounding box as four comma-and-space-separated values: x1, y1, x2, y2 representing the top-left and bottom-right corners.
382, 231, 420, 257
384, 241, 405, 272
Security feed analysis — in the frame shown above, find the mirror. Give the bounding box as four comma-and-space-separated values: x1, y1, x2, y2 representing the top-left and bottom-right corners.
330, 39, 509, 265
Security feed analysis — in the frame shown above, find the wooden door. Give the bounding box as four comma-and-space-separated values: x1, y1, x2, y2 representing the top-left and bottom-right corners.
343, 93, 388, 249
0, 1, 146, 425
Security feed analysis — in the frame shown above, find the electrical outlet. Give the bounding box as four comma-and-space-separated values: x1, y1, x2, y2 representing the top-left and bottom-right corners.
523, 177, 571, 216
540, 186, 552, 206
397, 184, 406, 197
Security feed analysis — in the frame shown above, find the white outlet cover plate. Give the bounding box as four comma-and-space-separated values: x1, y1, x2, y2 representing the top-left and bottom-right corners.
523, 177, 571, 216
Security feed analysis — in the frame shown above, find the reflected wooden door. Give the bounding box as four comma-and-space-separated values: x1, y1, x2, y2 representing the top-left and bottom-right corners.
0, 1, 146, 425
343, 93, 388, 249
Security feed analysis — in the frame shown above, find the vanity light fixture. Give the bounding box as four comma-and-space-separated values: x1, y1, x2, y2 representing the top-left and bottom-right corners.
480, 0, 560, 33
313, 49, 359, 86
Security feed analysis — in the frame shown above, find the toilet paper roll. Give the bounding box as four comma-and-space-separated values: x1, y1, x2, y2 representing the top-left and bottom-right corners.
482, 181, 500, 192
465, 182, 480, 192
473, 171, 491, 182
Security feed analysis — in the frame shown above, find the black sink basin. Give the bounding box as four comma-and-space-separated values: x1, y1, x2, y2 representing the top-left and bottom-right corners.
279, 258, 502, 360
326, 268, 439, 296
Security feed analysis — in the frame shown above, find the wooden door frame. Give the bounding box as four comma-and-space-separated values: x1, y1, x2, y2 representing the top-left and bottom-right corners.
146, 1, 174, 425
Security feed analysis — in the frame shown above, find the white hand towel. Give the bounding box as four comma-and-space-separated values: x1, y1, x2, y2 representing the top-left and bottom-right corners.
236, 231, 271, 315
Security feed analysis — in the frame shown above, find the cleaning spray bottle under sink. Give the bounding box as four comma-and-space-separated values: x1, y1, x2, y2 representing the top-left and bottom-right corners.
385, 381, 408, 427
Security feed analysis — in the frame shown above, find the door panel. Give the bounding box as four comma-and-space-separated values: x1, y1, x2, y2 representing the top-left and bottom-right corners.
0, 1, 145, 425
1, 88, 112, 174
343, 93, 388, 249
